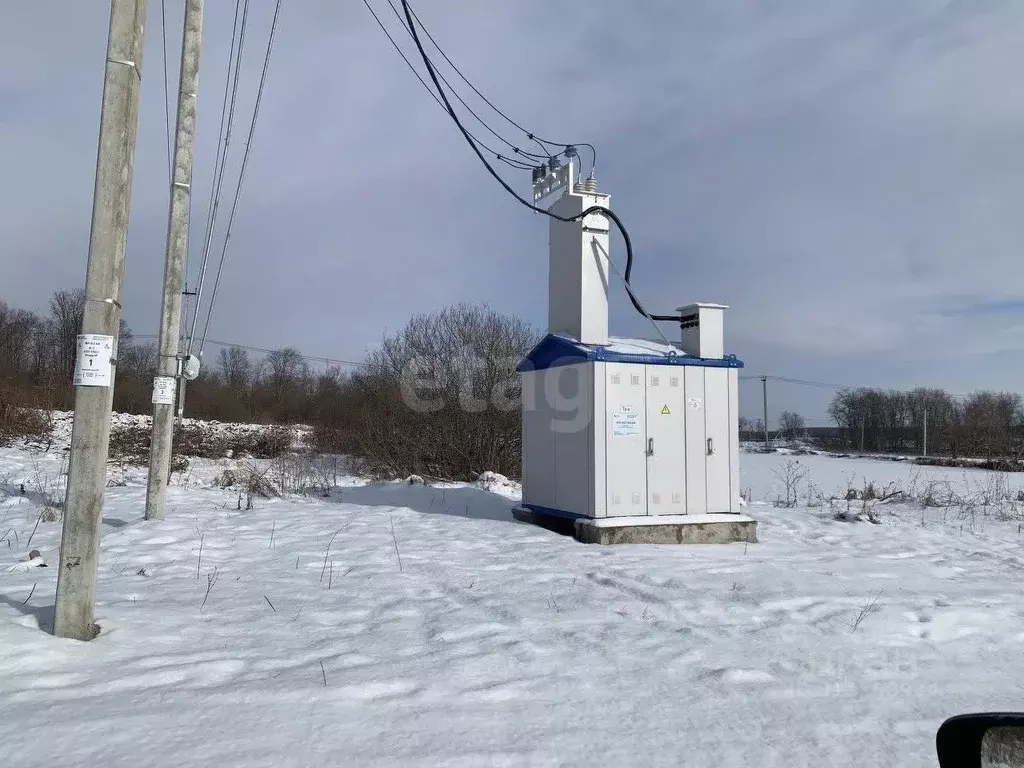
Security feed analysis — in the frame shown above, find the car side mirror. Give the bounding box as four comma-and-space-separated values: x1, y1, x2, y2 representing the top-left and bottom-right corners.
937, 713, 1024, 768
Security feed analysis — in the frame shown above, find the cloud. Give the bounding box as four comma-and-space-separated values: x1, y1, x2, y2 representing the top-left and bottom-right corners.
2, 0, 1024, 423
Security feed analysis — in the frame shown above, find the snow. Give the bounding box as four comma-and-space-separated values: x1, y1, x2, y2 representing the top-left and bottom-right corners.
601, 335, 689, 357
3, 433, 1024, 766
40, 410, 310, 452
739, 450, 1024, 506
551, 332, 692, 358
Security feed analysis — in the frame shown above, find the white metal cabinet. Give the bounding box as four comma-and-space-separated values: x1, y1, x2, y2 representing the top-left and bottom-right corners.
728, 369, 740, 511
520, 370, 554, 510
683, 367, 707, 515
704, 367, 732, 514
645, 366, 686, 515
605, 363, 647, 516
553, 364, 592, 518
591, 362, 607, 517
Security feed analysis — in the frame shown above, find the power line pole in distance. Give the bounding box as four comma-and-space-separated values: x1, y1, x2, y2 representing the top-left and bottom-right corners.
761, 375, 769, 451
54, 0, 149, 640
146, 0, 206, 521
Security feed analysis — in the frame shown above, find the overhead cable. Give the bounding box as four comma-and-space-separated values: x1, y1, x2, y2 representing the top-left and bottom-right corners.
359, 0, 533, 170
187, 0, 250, 356
399, 1, 597, 172
198, 0, 285, 359
398, 0, 677, 323
382, 0, 549, 162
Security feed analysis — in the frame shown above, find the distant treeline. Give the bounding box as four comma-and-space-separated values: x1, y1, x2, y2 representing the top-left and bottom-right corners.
1, 290, 535, 480
742, 388, 1024, 460
824, 387, 1024, 459
0, 288, 348, 425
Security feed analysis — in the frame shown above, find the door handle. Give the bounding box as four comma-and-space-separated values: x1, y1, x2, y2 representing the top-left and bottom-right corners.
647, 437, 654, 456
707, 437, 714, 455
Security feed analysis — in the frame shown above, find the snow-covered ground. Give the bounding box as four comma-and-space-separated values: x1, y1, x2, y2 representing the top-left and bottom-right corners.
30, 411, 310, 457
3, 436, 1024, 767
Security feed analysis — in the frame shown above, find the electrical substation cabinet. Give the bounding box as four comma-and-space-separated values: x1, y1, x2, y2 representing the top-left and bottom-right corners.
518, 332, 743, 521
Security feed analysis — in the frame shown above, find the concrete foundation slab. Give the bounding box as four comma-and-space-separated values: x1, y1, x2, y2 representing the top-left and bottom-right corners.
514, 508, 757, 545
576, 514, 757, 545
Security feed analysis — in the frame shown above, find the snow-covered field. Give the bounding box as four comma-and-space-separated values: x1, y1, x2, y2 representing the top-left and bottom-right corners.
3, 435, 1024, 767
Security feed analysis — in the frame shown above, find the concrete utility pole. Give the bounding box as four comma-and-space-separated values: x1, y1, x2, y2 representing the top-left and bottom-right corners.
760, 376, 769, 450
54, 0, 148, 641
146, 0, 205, 521
923, 407, 929, 457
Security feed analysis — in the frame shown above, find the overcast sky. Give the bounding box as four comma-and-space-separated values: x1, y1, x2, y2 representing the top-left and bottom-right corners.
3, 1, 1024, 424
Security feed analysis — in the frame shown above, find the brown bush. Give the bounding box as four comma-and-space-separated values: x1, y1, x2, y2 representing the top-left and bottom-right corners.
328, 303, 537, 481
0, 385, 54, 446
107, 421, 293, 467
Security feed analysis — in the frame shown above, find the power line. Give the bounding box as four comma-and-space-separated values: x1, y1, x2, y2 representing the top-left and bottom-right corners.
131, 333, 367, 368
400, 1, 597, 172
187, 0, 249, 355
204, 338, 367, 368
401, 2, 593, 171
740, 374, 883, 390
198, 0, 283, 359
396, 0, 677, 324
770, 375, 851, 389
359, 0, 532, 170
739, 374, 971, 399
382, 0, 549, 163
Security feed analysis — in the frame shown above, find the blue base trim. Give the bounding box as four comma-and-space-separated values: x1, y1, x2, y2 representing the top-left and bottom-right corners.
523, 503, 588, 521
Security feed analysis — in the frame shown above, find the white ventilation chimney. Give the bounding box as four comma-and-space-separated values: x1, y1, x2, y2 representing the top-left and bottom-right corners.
677, 303, 728, 359
547, 179, 610, 345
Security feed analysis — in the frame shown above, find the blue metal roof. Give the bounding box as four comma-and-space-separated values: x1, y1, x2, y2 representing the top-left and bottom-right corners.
517, 334, 745, 372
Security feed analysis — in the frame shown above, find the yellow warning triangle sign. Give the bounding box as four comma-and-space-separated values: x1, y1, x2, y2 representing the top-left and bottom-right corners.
660, 404, 671, 415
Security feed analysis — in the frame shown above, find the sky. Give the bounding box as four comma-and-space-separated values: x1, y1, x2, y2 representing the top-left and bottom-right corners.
3, 0, 1024, 425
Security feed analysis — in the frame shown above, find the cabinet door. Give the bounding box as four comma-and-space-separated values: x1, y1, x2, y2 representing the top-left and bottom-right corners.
683, 368, 707, 515
704, 367, 732, 514
605, 364, 647, 516
645, 366, 686, 515
728, 370, 740, 510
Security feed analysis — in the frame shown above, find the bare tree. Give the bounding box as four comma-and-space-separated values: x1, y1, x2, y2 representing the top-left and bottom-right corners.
829, 387, 959, 456
962, 391, 1023, 460
47, 289, 85, 386
0, 303, 44, 380
773, 459, 809, 508
218, 346, 252, 390
335, 303, 538, 480
779, 411, 805, 440
258, 348, 310, 423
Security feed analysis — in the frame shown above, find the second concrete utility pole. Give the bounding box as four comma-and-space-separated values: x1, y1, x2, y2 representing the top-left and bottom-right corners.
146, 0, 205, 521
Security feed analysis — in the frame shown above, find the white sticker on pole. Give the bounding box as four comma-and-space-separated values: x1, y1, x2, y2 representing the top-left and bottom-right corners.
687, 397, 704, 410
73, 334, 114, 387
152, 376, 177, 405
612, 406, 641, 437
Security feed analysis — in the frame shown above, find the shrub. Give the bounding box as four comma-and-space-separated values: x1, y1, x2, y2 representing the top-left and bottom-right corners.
107, 421, 293, 467
0, 385, 54, 446
319, 303, 537, 481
